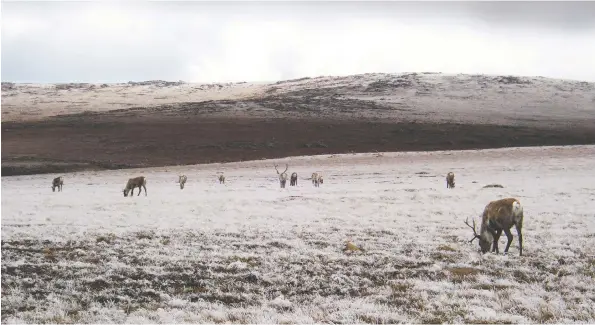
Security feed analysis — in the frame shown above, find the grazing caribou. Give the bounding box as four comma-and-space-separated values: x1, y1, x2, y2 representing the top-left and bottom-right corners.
274, 164, 289, 188
123, 176, 147, 197
312, 172, 323, 187
178, 175, 187, 189
290, 172, 298, 186
52, 176, 64, 192
464, 197, 524, 256
218, 174, 226, 184
446, 172, 455, 188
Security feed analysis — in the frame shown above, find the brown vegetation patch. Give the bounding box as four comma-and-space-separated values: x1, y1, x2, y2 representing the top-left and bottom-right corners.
3, 112, 595, 176
437, 244, 457, 252
446, 267, 481, 283
483, 184, 505, 188
473, 283, 512, 291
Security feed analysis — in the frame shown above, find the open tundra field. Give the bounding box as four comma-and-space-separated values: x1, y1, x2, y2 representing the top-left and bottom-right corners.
2, 145, 595, 323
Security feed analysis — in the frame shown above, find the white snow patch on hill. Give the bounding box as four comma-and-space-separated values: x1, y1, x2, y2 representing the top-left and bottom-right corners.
2, 72, 594, 126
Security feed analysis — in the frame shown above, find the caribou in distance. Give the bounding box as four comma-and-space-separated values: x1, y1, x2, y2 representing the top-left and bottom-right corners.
51, 176, 64, 192
275, 164, 289, 188
312, 172, 324, 187
446, 172, 455, 188
123, 176, 148, 197
178, 175, 187, 189
290, 172, 298, 186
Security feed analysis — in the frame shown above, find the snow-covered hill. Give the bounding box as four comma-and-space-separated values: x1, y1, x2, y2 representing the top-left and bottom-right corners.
2, 73, 594, 127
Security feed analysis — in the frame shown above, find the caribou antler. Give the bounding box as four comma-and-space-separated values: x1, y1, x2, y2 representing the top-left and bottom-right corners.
274, 164, 288, 174
464, 217, 481, 243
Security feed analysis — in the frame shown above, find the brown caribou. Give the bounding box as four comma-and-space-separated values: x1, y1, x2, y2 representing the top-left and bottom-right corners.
274, 164, 289, 188
123, 176, 148, 197
52, 176, 64, 192
177, 175, 187, 189
446, 172, 455, 188
312, 172, 323, 187
464, 197, 524, 256
290, 172, 298, 186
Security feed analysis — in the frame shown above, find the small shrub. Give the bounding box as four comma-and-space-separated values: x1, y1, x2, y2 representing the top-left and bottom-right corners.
96, 233, 116, 244
136, 231, 155, 240
390, 281, 413, 293
447, 267, 481, 282
437, 245, 456, 252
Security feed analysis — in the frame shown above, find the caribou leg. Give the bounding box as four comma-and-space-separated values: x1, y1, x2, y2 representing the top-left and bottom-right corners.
503, 228, 514, 254
515, 223, 523, 256
492, 229, 502, 253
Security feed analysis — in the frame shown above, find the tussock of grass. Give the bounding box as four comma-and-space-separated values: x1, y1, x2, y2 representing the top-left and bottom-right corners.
473, 283, 512, 291
96, 233, 116, 244
482, 184, 504, 188
390, 281, 413, 293
437, 244, 457, 252
447, 267, 481, 276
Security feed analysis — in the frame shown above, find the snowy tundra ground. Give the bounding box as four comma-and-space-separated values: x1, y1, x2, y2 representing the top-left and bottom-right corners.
2, 145, 595, 323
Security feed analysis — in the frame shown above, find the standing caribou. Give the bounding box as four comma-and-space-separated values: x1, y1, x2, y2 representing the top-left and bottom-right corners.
446, 172, 455, 188
290, 172, 298, 186
177, 175, 187, 189
274, 164, 289, 188
218, 174, 226, 184
123, 176, 148, 197
464, 197, 524, 256
311, 172, 323, 187
52, 176, 64, 192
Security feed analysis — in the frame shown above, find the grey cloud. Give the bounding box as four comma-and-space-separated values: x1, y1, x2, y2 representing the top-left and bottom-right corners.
166, 2, 595, 29
2, 1, 594, 83
462, 2, 595, 30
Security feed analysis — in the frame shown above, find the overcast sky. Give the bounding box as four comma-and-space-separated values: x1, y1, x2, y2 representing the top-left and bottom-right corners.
2, 1, 595, 83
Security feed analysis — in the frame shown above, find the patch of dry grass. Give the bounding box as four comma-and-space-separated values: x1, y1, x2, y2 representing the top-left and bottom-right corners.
483, 184, 504, 188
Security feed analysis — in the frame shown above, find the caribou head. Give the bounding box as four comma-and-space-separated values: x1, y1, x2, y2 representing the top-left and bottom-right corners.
464, 217, 491, 254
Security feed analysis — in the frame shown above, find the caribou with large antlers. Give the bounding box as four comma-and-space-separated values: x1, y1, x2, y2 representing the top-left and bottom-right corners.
123, 176, 148, 197
274, 164, 289, 188
290, 172, 298, 186
464, 197, 524, 256
51, 176, 64, 192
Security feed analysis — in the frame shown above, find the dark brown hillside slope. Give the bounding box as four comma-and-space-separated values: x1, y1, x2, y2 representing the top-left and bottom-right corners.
3, 112, 595, 176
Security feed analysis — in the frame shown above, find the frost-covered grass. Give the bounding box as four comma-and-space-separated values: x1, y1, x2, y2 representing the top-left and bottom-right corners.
2, 145, 595, 323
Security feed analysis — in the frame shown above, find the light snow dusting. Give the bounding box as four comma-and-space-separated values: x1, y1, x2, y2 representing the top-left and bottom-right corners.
2, 145, 595, 323
2, 73, 594, 127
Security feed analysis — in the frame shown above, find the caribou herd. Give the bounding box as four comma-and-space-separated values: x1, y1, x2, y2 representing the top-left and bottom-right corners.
49, 168, 525, 256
